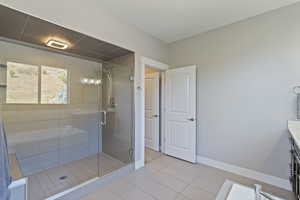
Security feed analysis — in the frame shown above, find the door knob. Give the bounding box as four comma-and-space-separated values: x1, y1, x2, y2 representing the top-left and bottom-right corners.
187, 118, 195, 121
152, 114, 159, 118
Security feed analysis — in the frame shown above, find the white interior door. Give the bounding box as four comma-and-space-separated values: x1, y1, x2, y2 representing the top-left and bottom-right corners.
165, 66, 196, 163
145, 72, 160, 151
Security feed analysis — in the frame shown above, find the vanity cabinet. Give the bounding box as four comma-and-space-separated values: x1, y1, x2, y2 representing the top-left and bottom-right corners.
290, 137, 300, 199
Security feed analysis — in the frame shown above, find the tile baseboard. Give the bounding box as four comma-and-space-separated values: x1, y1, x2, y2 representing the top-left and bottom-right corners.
197, 155, 291, 191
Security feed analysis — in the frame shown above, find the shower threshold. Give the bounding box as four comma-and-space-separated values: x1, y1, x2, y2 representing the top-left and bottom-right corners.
46, 164, 133, 200
26, 152, 129, 200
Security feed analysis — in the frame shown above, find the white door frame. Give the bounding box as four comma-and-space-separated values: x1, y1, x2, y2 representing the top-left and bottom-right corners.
135, 56, 169, 169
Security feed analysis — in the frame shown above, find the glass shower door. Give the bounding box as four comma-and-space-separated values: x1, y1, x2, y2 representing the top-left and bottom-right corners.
53, 61, 102, 195
99, 61, 134, 176
0, 46, 103, 200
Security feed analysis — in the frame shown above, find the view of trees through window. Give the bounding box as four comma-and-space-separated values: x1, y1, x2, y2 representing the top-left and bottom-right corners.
7, 62, 39, 104
41, 66, 68, 104
6, 62, 68, 104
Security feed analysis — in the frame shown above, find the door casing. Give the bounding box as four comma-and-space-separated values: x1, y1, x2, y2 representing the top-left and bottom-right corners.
137, 57, 197, 169
136, 57, 169, 169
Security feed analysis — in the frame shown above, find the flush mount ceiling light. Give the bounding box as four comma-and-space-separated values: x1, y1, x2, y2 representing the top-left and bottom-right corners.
46, 39, 68, 50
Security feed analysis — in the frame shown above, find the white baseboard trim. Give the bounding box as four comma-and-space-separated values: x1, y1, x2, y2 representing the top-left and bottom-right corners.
197, 156, 291, 191
135, 159, 144, 170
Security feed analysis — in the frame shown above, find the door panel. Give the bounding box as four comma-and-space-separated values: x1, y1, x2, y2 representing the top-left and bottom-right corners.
165, 66, 196, 162
145, 72, 160, 151
169, 122, 189, 148
170, 74, 189, 113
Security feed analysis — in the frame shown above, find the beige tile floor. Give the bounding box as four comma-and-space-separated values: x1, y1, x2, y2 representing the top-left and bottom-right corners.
80, 154, 295, 200
145, 148, 162, 164
27, 153, 126, 200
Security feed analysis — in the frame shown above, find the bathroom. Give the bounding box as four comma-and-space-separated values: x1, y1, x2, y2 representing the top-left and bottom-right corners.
0, 5, 134, 200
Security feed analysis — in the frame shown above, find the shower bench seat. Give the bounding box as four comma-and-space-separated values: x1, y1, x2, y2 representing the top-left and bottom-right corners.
7, 126, 90, 175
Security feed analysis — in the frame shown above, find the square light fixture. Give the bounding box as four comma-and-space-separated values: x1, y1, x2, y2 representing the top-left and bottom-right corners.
46, 39, 68, 50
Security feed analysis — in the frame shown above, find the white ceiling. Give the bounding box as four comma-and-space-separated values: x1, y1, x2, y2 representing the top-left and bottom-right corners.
99, 0, 299, 43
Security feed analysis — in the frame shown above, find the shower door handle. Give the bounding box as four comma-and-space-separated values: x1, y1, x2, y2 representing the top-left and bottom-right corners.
101, 111, 107, 126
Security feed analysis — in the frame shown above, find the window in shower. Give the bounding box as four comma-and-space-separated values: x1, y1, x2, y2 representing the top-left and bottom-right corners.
6, 62, 39, 104
6, 62, 68, 104
41, 66, 68, 104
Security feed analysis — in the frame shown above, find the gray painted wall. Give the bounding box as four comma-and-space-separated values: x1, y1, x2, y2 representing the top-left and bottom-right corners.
169, 3, 300, 179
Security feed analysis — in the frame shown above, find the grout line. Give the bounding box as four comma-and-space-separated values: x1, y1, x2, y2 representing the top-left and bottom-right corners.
136, 158, 189, 198
145, 155, 221, 199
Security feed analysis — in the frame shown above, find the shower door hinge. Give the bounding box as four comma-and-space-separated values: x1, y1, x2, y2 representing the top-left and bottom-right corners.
129, 75, 134, 81
129, 148, 134, 161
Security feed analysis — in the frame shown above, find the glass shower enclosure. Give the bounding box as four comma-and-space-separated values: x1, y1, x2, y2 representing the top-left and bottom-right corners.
0, 39, 134, 200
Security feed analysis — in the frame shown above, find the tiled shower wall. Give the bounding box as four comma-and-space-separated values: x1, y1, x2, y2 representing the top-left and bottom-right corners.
102, 54, 134, 164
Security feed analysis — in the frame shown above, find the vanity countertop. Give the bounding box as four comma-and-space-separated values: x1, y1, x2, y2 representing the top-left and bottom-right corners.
288, 120, 300, 148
